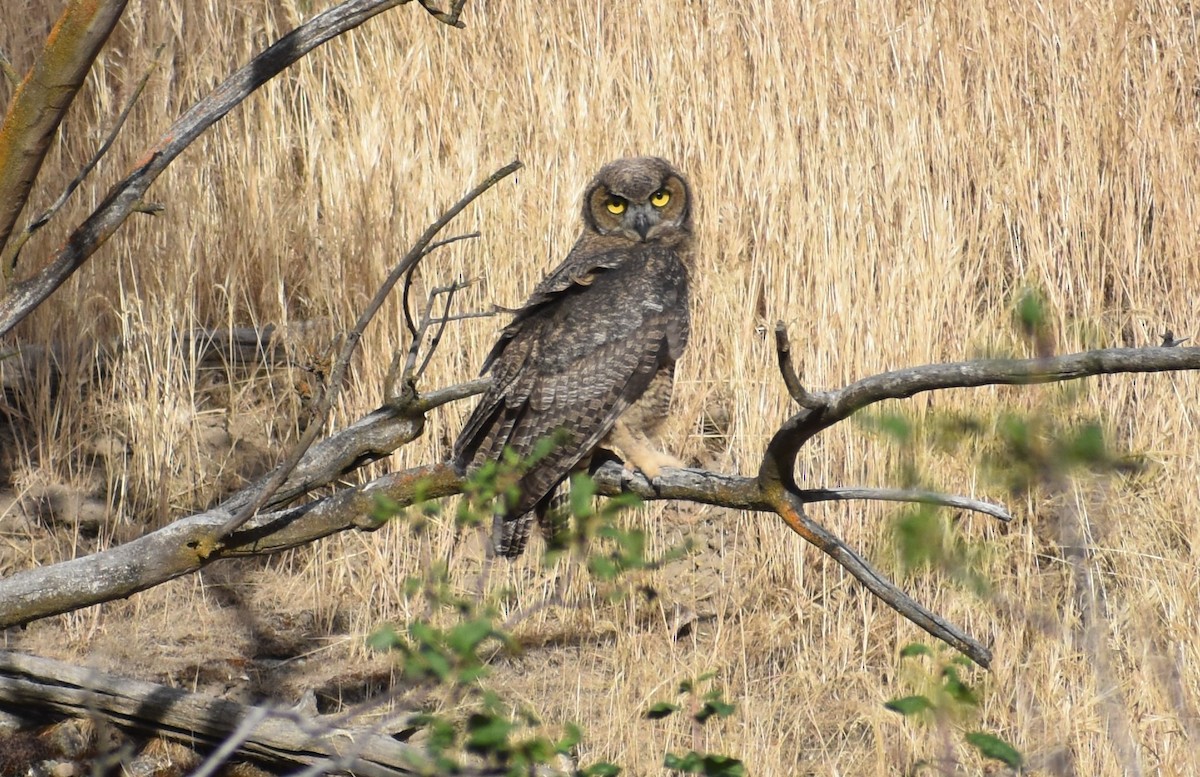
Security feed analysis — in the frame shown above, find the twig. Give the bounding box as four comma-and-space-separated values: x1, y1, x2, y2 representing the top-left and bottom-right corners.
797, 486, 1012, 521
416, 0, 469, 27
769, 488, 993, 666
427, 310, 497, 324
1161, 329, 1189, 347
415, 279, 470, 380
401, 231, 480, 337
2, 46, 162, 274
389, 277, 474, 398
773, 321, 821, 408
216, 160, 520, 540
0, 0, 439, 338
393, 279, 469, 392
0, 48, 17, 88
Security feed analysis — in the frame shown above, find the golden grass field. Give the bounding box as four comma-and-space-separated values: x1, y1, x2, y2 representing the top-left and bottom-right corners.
2, 0, 1200, 773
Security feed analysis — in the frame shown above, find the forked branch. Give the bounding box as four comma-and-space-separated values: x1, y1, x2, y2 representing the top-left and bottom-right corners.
0, 0, 469, 337
761, 331, 1200, 491
4, 337, 1197, 668
215, 160, 519, 539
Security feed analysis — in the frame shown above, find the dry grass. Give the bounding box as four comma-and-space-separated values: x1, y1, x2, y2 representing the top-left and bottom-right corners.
2, 0, 1199, 773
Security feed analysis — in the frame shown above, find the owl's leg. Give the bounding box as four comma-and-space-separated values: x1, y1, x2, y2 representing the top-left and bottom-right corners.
605, 420, 683, 480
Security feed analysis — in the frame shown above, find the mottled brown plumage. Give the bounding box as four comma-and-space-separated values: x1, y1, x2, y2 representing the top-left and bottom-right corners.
453, 156, 694, 557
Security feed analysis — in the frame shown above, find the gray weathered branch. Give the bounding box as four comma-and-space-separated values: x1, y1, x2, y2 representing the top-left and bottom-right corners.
760, 343, 1200, 490
0, 0, 464, 337
216, 160, 520, 538
0, 650, 505, 777
2, 344, 1198, 669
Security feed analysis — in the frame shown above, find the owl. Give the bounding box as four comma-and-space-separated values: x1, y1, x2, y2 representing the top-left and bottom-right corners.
453, 156, 694, 557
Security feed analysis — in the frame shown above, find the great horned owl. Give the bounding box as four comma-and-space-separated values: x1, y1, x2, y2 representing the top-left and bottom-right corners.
454, 156, 693, 557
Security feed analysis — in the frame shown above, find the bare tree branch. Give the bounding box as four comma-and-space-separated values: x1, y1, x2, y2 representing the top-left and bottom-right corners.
774, 321, 821, 408
760, 335, 1200, 492
0, 0, 130, 261
2, 45, 161, 274
401, 232, 481, 337
416, 0, 469, 28
0, 0, 461, 338
0, 651, 506, 777
215, 160, 520, 539
796, 486, 1012, 521
1, 334, 1196, 666
594, 461, 995, 667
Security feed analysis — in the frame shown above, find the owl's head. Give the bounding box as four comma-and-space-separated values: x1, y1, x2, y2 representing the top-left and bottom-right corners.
582, 156, 692, 244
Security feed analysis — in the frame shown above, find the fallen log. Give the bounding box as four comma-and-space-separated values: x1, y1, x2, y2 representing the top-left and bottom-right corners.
0, 650, 508, 776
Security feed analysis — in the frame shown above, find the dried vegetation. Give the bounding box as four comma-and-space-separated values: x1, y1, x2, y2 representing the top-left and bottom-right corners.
1, 0, 1198, 773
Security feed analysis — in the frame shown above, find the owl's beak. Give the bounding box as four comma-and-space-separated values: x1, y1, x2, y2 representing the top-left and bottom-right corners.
628, 205, 656, 241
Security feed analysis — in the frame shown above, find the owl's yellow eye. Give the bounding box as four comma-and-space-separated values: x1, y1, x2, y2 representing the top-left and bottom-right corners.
650, 189, 671, 208
606, 198, 627, 215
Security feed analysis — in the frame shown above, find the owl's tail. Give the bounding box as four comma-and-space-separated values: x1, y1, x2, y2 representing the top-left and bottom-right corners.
490, 481, 571, 558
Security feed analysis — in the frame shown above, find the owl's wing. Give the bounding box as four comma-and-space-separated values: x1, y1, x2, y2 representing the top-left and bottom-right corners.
474, 240, 628, 375
453, 244, 688, 556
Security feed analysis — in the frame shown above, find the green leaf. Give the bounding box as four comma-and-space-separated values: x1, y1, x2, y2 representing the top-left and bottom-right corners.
517, 735, 555, 762
447, 617, 494, 656
365, 624, 401, 652
699, 755, 745, 776
457, 664, 490, 684
1065, 422, 1107, 465
588, 555, 618, 580
694, 698, 736, 724
645, 701, 681, 719
965, 731, 1024, 767
664, 752, 702, 770
570, 473, 597, 518
408, 620, 440, 646
580, 763, 621, 776
941, 666, 979, 707
420, 649, 452, 682
899, 642, 934, 659
424, 716, 456, 752
893, 505, 944, 569
465, 712, 514, 754
885, 695, 933, 717
664, 752, 744, 776
1015, 287, 1048, 336
600, 491, 643, 517
556, 722, 583, 753
877, 413, 913, 443
370, 493, 402, 523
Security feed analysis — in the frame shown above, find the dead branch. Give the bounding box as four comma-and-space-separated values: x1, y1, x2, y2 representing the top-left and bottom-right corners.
216, 160, 520, 539
0, 0, 130, 260
0, 338, 1196, 665
759, 339, 1200, 492
0, 651, 507, 777
400, 232, 482, 338
2, 45, 161, 274
0, 49, 19, 87
797, 487, 1011, 521
0, 0, 466, 338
